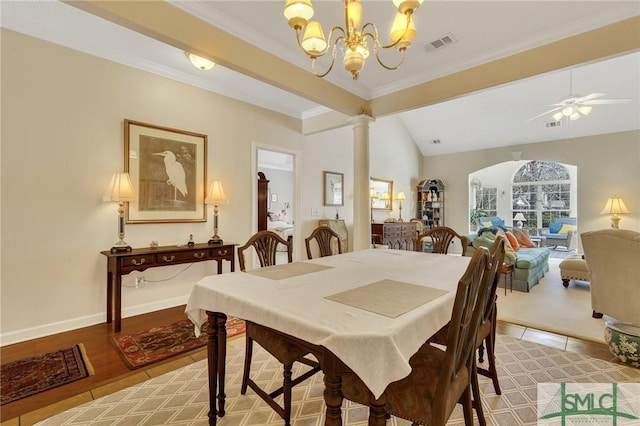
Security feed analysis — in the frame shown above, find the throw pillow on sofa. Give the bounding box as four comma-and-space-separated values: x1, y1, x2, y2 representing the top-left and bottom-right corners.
474, 231, 517, 264
512, 228, 535, 248
558, 223, 577, 234
505, 231, 520, 251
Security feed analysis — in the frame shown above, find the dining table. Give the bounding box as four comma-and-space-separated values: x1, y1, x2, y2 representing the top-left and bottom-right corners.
185, 248, 471, 425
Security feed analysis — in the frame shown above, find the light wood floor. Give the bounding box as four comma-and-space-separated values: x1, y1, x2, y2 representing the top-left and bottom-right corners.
0, 306, 613, 426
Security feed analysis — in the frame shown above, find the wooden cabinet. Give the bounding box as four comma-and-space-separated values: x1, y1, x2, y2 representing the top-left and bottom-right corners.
371, 222, 417, 251
417, 179, 445, 228
319, 219, 348, 253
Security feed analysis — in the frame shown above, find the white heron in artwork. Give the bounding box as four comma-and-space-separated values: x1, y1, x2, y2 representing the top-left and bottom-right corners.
153, 151, 187, 199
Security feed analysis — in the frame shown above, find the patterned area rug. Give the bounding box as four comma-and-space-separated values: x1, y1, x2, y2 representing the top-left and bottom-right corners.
1, 344, 94, 406
112, 317, 245, 369
37, 335, 640, 425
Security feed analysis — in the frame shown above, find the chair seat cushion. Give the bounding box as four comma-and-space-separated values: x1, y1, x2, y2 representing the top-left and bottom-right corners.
246, 322, 314, 365
341, 344, 468, 424
541, 232, 568, 240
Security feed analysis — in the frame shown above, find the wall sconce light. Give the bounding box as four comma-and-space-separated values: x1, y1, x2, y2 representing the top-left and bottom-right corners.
106, 172, 136, 253
600, 196, 630, 229
206, 181, 227, 244
185, 52, 215, 71
513, 212, 527, 228
396, 191, 406, 222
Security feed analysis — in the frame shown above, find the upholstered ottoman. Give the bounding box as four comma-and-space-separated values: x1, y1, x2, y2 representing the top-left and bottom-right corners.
559, 254, 589, 287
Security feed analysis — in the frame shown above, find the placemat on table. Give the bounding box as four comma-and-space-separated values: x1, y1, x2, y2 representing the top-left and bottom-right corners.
325, 279, 448, 318
245, 262, 333, 280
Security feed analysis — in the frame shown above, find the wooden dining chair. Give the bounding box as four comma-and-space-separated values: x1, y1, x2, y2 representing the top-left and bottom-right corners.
304, 225, 342, 259
429, 235, 506, 404
416, 226, 468, 255
340, 247, 493, 426
237, 230, 321, 426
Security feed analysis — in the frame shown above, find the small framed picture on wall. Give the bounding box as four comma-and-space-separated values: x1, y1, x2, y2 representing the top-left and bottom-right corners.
323, 171, 344, 206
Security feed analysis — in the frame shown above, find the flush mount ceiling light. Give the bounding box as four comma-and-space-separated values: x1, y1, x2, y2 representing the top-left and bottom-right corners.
284, 0, 423, 80
185, 52, 215, 71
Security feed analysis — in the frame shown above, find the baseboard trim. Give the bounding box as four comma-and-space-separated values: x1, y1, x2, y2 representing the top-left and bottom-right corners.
0, 296, 188, 346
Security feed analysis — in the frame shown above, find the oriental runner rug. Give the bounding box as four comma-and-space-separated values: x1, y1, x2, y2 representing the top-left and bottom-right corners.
37, 335, 640, 425
112, 317, 245, 369
1, 344, 94, 406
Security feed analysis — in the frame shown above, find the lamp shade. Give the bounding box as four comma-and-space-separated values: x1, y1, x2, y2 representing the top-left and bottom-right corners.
380, 192, 391, 201
601, 197, 630, 215
513, 213, 527, 222
396, 191, 407, 201
370, 188, 378, 199
107, 172, 135, 202
205, 181, 227, 204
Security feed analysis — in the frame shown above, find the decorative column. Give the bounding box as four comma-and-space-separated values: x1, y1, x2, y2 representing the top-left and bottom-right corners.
351, 114, 375, 251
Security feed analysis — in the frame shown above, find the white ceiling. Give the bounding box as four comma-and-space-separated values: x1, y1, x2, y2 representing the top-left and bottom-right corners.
2, 1, 638, 156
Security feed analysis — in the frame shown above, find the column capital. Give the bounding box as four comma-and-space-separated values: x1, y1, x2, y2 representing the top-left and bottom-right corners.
350, 114, 375, 127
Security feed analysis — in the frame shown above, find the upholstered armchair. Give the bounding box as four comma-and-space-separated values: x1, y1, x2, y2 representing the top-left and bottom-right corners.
581, 229, 640, 324
540, 217, 577, 250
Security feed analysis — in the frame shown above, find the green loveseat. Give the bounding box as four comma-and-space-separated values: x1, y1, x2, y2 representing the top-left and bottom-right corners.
467, 231, 550, 292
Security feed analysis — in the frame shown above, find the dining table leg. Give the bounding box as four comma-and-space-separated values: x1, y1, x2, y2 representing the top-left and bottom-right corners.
206, 311, 227, 425
323, 373, 344, 425
368, 397, 388, 426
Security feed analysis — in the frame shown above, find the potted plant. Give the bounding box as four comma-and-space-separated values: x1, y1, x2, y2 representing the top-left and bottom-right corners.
469, 208, 488, 231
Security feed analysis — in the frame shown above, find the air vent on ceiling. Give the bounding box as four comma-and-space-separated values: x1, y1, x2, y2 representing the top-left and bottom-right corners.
544, 120, 562, 128
424, 33, 457, 51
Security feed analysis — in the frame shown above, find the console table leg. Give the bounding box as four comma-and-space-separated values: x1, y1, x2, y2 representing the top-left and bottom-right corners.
106, 270, 113, 324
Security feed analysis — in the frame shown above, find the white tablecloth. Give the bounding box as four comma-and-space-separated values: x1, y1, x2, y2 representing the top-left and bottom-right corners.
185, 249, 470, 399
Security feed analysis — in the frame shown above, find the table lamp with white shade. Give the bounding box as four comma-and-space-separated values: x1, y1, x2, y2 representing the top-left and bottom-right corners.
601, 196, 630, 229
396, 191, 406, 222
513, 212, 527, 228
206, 180, 227, 244
106, 172, 136, 253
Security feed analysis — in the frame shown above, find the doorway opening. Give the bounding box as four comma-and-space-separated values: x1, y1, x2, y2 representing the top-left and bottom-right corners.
255, 147, 297, 258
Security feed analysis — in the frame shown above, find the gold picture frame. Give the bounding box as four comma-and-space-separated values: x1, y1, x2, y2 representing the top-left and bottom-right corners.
370, 177, 393, 210
124, 119, 207, 223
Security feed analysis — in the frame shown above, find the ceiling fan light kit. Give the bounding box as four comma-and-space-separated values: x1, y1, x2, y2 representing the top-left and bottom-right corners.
284, 0, 423, 80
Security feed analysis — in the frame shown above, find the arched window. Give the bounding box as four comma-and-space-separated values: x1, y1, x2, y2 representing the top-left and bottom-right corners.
512, 161, 571, 232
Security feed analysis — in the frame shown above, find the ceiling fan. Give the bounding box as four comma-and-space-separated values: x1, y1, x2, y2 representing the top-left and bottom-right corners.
527, 92, 631, 122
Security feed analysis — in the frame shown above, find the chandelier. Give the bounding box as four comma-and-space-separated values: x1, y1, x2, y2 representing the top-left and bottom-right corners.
284, 0, 424, 80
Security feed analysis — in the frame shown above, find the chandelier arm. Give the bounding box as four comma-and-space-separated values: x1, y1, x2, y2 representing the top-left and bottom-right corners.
361, 11, 413, 50
372, 45, 406, 71
295, 26, 345, 58
311, 42, 340, 78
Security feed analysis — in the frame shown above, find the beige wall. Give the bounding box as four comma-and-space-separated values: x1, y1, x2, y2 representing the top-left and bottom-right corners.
423, 131, 640, 251
0, 29, 421, 344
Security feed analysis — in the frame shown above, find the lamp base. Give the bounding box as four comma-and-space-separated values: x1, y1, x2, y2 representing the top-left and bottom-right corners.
208, 236, 223, 245
611, 216, 621, 229
111, 244, 132, 253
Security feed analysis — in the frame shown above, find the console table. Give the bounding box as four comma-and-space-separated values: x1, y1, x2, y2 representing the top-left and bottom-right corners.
101, 242, 235, 332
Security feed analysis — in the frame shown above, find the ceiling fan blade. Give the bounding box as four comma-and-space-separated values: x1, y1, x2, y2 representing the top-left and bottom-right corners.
526, 107, 563, 122
582, 98, 631, 105
576, 93, 606, 102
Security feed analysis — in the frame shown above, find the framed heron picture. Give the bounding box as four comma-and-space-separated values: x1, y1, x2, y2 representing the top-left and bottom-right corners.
124, 120, 207, 223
